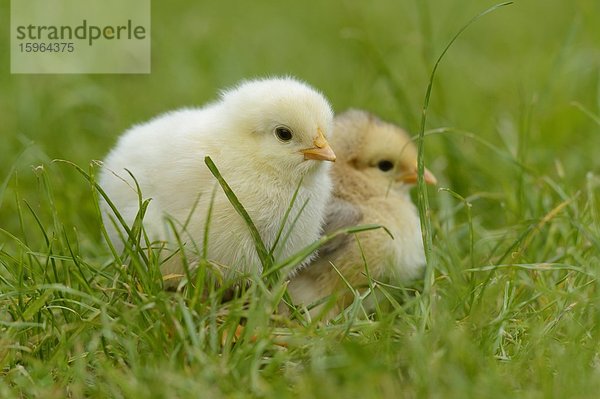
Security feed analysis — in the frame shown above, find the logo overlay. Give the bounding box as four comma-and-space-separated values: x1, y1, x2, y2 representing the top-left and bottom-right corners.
11, 0, 150, 74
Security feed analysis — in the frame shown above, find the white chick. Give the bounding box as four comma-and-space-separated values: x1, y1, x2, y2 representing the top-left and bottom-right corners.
287, 109, 437, 318
99, 77, 336, 284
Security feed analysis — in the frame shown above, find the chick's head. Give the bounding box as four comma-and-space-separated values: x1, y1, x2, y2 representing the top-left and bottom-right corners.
219, 77, 336, 178
332, 110, 437, 195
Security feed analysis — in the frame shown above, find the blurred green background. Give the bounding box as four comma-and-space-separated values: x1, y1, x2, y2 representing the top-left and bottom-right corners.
2, 0, 598, 236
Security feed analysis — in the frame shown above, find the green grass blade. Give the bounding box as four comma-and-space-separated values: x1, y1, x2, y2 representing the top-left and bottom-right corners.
269, 178, 304, 258
264, 224, 390, 278
204, 156, 272, 271
415, 1, 514, 325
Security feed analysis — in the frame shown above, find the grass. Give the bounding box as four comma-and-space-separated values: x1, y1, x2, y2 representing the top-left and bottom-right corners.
2, 0, 600, 397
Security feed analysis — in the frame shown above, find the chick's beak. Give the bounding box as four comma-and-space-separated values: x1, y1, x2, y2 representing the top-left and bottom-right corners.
301, 128, 336, 162
398, 163, 438, 185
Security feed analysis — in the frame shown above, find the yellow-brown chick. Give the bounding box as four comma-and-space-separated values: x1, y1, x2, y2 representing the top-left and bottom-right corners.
286, 109, 437, 319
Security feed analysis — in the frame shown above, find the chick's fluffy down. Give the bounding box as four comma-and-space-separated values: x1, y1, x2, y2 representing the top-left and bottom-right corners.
287, 110, 436, 318
99, 77, 335, 283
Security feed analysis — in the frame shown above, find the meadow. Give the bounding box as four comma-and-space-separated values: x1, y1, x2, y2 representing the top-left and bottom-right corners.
1, 0, 600, 397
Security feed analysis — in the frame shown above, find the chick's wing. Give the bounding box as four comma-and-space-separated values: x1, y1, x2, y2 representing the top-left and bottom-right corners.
318, 196, 363, 256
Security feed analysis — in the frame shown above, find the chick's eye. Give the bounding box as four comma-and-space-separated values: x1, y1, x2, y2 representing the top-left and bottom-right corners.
275, 127, 293, 142
377, 160, 394, 172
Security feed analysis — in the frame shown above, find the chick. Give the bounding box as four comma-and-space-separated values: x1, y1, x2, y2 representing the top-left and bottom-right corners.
286, 109, 437, 318
99, 77, 336, 284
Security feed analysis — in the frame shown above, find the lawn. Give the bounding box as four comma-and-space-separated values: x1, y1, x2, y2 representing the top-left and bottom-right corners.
1, 0, 600, 397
